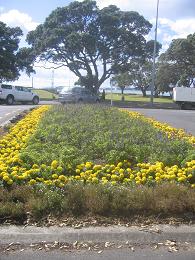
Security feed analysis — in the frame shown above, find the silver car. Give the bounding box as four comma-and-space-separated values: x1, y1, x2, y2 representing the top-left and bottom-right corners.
58, 86, 100, 104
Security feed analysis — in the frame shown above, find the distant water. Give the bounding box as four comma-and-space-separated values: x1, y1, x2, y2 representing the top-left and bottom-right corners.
99, 88, 170, 97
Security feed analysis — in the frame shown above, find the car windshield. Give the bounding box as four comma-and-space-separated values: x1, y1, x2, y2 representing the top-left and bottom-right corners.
60, 87, 83, 94
60, 88, 72, 94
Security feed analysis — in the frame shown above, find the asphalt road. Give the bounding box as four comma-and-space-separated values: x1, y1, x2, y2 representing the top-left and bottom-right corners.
127, 108, 195, 136
1, 247, 195, 260
0, 101, 57, 126
0, 105, 35, 126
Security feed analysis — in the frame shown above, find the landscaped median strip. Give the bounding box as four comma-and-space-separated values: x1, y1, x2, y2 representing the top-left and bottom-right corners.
0, 105, 195, 188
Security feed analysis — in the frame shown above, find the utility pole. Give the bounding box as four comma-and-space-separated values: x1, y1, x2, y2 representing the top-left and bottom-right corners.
150, 0, 160, 106
51, 69, 54, 88
31, 77, 34, 88
110, 78, 113, 106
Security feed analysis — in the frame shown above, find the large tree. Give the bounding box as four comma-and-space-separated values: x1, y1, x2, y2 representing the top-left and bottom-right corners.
0, 22, 34, 82
159, 33, 195, 89
111, 72, 131, 100
26, 0, 152, 93
155, 62, 180, 96
111, 40, 161, 97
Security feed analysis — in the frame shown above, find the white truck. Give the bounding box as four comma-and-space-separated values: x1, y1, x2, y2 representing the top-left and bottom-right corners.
173, 87, 195, 109
0, 84, 39, 105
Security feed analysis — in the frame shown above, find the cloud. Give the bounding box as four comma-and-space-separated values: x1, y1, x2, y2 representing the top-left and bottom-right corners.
9, 61, 77, 88
96, 0, 195, 20
0, 9, 39, 31
0, 6, 5, 13
156, 18, 195, 51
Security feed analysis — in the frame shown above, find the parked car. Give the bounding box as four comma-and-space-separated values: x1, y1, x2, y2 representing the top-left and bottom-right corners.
58, 86, 100, 104
0, 84, 39, 105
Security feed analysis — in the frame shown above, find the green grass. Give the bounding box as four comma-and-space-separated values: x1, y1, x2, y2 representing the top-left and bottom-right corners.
33, 89, 58, 100
20, 104, 194, 168
106, 93, 173, 103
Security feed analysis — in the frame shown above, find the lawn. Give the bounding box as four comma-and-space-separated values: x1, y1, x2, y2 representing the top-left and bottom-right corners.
33, 89, 58, 100
106, 93, 173, 103
0, 104, 195, 223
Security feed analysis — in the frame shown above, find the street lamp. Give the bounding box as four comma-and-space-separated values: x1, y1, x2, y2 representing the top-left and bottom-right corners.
51, 69, 54, 88
150, 0, 160, 106
31, 77, 34, 88
110, 78, 113, 106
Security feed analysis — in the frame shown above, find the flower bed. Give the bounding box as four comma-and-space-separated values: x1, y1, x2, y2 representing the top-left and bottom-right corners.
0, 104, 195, 188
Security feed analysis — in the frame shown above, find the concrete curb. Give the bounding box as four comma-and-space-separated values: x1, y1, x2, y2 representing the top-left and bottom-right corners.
0, 225, 195, 245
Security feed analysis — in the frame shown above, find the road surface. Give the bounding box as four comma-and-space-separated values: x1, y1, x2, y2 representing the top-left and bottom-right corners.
126, 108, 195, 136
1, 246, 195, 260
0, 101, 57, 126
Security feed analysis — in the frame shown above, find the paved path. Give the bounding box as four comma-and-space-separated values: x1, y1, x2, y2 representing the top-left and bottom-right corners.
126, 108, 195, 136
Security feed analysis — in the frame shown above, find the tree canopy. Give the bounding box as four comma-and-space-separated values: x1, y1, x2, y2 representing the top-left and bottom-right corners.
157, 33, 195, 92
27, 0, 153, 93
111, 72, 131, 100
0, 22, 34, 82
111, 40, 161, 96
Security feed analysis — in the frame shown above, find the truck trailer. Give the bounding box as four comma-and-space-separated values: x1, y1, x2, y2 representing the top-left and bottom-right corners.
173, 87, 195, 109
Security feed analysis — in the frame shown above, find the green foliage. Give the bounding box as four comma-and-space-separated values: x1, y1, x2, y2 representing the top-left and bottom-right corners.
27, 0, 152, 93
156, 62, 180, 93
20, 105, 194, 168
111, 72, 131, 100
0, 22, 34, 82
112, 40, 162, 97
158, 33, 195, 90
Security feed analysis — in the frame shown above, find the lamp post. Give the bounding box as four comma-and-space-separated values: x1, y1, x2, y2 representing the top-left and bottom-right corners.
51, 69, 54, 88
110, 78, 113, 106
150, 0, 160, 106
31, 77, 34, 88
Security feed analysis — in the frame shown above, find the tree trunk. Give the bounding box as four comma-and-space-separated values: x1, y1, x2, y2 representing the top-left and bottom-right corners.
121, 88, 125, 101
142, 89, 147, 97
154, 90, 159, 98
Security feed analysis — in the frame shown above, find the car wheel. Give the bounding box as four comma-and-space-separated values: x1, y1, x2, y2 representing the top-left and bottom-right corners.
96, 99, 100, 103
6, 95, 14, 105
180, 103, 191, 110
32, 96, 39, 105
77, 98, 83, 103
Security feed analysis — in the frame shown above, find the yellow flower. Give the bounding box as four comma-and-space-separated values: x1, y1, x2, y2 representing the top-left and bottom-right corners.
7, 179, 13, 185
117, 162, 123, 168
58, 175, 67, 182
52, 174, 58, 179
29, 179, 36, 185
51, 160, 58, 169
76, 169, 80, 174
92, 177, 98, 183
3, 175, 9, 181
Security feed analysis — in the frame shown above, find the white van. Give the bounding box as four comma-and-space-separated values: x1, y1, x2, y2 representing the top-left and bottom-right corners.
173, 87, 195, 109
0, 84, 39, 105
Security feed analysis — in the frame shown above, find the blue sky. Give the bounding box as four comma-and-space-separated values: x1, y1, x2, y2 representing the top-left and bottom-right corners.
0, 0, 195, 88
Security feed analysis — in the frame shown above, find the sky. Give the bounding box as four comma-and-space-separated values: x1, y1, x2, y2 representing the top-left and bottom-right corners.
0, 0, 195, 88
